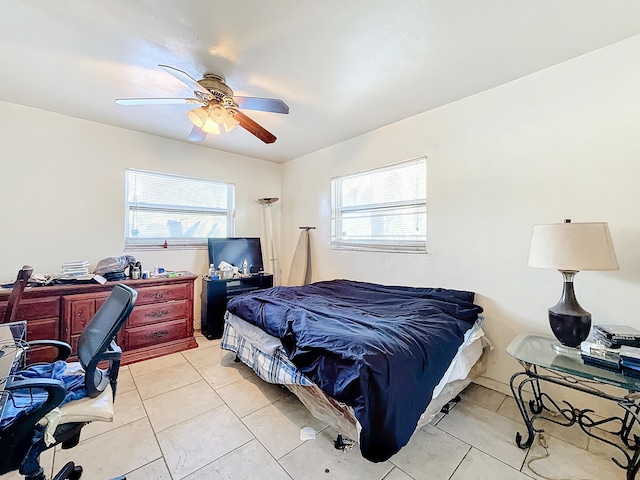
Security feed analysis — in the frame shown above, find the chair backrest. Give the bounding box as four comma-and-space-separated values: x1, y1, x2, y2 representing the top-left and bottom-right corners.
77, 283, 137, 398
2, 265, 33, 324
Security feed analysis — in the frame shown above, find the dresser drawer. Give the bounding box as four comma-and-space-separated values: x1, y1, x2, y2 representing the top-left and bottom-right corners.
26, 317, 63, 364
26, 317, 60, 341
135, 284, 190, 305
127, 299, 188, 328
125, 319, 188, 350
0, 296, 59, 321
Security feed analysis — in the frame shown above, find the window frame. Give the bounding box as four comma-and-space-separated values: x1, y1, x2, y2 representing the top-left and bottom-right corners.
330, 156, 427, 254
124, 168, 235, 250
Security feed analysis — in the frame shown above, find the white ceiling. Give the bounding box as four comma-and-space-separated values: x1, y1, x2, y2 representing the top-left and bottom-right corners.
2, 1, 640, 164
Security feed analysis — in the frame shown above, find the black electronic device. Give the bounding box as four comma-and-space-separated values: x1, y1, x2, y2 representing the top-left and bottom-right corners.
594, 325, 640, 341
207, 237, 264, 274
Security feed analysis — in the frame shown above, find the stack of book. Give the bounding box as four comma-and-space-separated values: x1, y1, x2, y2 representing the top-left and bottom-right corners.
620, 345, 640, 379
60, 260, 91, 280
593, 324, 640, 349
580, 325, 640, 377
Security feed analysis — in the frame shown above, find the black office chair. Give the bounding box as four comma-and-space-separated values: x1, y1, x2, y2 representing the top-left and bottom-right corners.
0, 283, 137, 480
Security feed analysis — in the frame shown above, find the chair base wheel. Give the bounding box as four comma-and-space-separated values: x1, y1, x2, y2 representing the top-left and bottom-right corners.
52, 462, 82, 480
69, 466, 83, 480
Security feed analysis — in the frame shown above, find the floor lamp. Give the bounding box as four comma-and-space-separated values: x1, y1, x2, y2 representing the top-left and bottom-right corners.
258, 197, 279, 285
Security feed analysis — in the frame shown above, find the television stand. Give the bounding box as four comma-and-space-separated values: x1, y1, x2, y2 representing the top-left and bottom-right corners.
200, 273, 273, 339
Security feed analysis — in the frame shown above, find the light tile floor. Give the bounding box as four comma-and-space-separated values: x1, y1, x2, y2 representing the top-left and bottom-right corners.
1, 332, 624, 480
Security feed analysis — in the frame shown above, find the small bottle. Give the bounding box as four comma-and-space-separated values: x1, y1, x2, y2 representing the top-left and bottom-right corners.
209, 263, 216, 278
242, 259, 248, 275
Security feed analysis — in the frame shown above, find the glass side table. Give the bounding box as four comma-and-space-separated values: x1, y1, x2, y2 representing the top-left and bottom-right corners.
507, 334, 640, 480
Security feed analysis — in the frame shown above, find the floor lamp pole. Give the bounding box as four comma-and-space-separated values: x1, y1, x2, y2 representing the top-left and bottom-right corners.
258, 197, 279, 285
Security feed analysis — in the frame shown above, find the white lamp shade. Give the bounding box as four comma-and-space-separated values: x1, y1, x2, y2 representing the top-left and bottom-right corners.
528, 222, 619, 271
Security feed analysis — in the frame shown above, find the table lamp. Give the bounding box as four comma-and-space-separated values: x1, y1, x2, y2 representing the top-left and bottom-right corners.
528, 219, 618, 353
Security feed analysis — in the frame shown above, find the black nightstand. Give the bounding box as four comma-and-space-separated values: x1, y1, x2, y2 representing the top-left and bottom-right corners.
200, 273, 273, 339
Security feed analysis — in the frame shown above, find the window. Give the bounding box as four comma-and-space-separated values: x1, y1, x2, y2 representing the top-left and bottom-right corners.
125, 169, 235, 249
331, 157, 427, 253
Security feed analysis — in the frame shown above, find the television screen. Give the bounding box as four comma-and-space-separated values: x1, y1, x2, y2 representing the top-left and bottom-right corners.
207, 237, 265, 274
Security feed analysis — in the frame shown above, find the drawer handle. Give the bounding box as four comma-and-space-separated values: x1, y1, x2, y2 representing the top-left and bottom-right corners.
155, 292, 164, 299
147, 309, 170, 318
149, 330, 169, 339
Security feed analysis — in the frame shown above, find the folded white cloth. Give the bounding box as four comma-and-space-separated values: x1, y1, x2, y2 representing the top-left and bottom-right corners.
37, 363, 115, 446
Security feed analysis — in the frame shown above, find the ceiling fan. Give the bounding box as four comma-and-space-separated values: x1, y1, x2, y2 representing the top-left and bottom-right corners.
115, 64, 289, 144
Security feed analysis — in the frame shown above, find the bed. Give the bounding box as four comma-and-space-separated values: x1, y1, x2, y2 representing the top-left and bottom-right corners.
220, 279, 490, 462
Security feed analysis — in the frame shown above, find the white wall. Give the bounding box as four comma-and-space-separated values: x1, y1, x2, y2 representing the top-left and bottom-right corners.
0, 102, 282, 323
281, 35, 640, 394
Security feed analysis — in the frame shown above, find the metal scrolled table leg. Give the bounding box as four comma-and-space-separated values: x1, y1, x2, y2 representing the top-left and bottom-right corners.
509, 371, 538, 449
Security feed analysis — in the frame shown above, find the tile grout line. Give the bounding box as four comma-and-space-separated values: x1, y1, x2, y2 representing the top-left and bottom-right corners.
433, 407, 531, 477
446, 445, 472, 480
132, 351, 188, 480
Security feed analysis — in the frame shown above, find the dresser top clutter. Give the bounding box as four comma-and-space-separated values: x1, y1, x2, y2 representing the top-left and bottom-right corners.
0, 272, 198, 365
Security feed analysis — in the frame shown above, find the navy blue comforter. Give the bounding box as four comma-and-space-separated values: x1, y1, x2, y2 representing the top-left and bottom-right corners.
226, 279, 483, 462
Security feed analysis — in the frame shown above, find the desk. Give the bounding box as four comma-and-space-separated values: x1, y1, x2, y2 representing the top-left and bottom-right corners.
0, 321, 27, 425
507, 334, 640, 479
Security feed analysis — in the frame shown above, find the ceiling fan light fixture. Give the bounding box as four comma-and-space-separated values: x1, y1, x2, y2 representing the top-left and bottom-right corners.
187, 103, 239, 135
186, 106, 209, 128
223, 111, 239, 132
200, 116, 222, 135
208, 104, 227, 123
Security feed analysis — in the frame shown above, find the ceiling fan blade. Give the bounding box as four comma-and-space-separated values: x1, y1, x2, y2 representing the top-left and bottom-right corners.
158, 64, 211, 95
115, 98, 203, 106
234, 97, 289, 114
188, 125, 207, 142
235, 111, 277, 144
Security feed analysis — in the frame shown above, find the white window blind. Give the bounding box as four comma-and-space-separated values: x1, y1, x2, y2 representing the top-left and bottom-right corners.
125, 169, 235, 249
331, 157, 427, 253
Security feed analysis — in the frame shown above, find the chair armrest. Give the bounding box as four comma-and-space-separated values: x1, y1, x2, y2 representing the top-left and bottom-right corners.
3, 378, 66, 431
99, 341, 122, 362
6, 377, 66, 396
27, 340, 72, 361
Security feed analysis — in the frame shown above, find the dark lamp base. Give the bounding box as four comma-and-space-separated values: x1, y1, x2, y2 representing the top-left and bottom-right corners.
548, 271, 592, 349
549, 310, 591, 348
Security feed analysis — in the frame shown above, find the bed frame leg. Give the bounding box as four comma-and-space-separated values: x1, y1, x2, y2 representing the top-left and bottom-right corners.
440, 395, 462, 414
234, 355, 241, 363
334, 434, 356, 451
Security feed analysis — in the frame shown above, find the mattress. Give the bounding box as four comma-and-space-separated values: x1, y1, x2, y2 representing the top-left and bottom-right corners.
222, 311, 490, 444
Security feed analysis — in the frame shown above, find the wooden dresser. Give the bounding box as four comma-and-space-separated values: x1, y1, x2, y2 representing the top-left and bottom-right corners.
0, 273, 198, 365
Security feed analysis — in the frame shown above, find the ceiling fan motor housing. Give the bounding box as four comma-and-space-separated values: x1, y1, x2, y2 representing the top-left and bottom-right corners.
198, 74, 234, 102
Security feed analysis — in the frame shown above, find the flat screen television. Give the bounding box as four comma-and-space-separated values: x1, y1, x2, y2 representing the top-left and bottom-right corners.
207, 237, 265, 274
